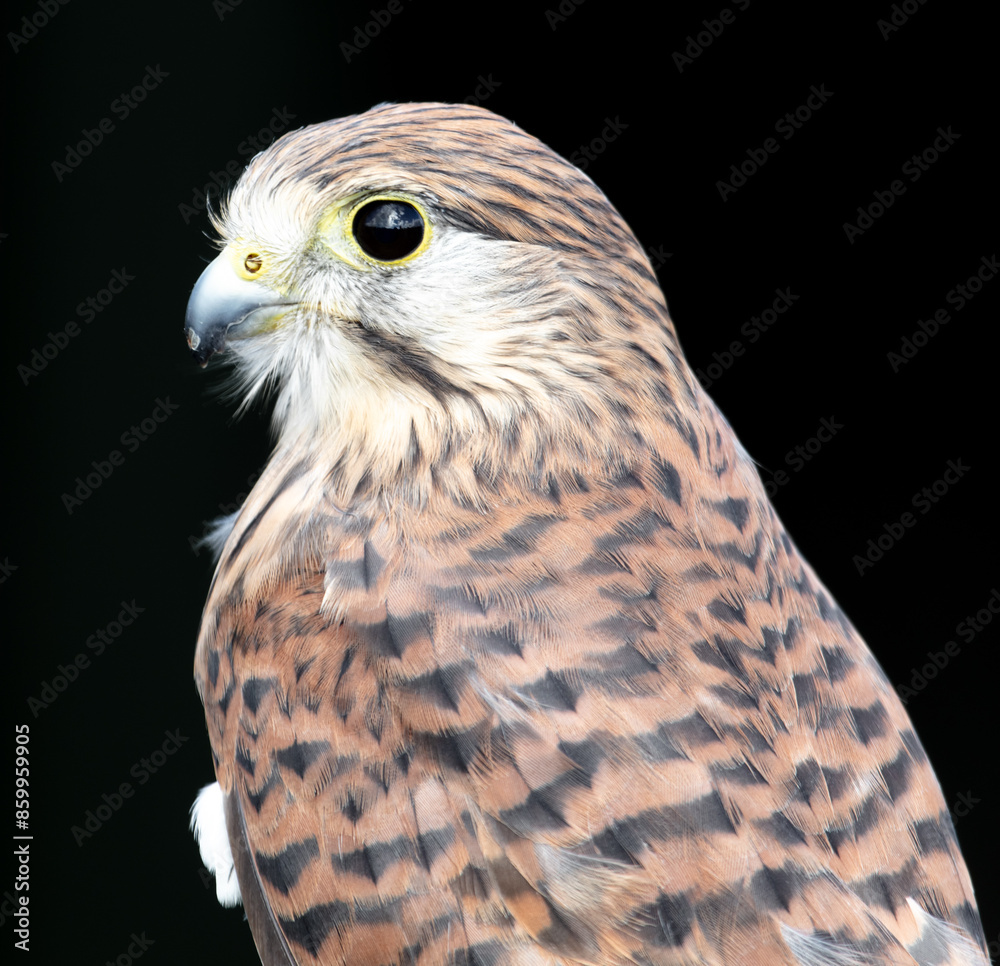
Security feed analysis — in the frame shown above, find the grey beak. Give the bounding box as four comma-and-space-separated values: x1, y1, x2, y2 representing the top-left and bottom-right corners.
184, 253, 296, 366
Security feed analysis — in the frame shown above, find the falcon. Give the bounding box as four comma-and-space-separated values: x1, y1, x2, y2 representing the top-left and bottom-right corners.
185, 102, 987, 966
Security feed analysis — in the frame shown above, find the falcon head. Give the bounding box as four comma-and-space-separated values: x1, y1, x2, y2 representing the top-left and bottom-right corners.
185, 103, 686, 499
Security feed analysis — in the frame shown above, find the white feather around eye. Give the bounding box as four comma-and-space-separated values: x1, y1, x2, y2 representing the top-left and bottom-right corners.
190, 782, 242, 908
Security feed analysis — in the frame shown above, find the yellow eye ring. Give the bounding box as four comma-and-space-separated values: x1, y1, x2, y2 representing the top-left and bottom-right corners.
346, 194, 432, 266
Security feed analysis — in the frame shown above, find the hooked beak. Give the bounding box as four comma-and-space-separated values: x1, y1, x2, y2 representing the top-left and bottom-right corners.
184, 253, 297, 366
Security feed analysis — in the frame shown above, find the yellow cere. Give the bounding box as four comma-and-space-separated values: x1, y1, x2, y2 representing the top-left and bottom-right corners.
228, 244, 274, 282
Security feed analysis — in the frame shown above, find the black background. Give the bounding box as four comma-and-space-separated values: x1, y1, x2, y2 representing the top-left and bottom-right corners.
4, 0, 997, 962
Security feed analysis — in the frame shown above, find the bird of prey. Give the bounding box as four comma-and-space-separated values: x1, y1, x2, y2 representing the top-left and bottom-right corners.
185, 103, 987, 966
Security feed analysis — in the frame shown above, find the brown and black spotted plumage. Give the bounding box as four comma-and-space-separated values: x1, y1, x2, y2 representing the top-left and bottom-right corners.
185, 103, 987, 966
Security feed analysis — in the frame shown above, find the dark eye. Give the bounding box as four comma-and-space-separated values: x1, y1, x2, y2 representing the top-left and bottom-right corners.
352, 199, 425, 262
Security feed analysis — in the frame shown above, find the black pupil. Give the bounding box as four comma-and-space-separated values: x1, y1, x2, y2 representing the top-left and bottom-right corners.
353, 200, 424, 261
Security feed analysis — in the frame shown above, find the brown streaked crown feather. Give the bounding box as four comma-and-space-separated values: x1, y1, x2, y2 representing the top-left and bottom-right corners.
192, 102, 987, 966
